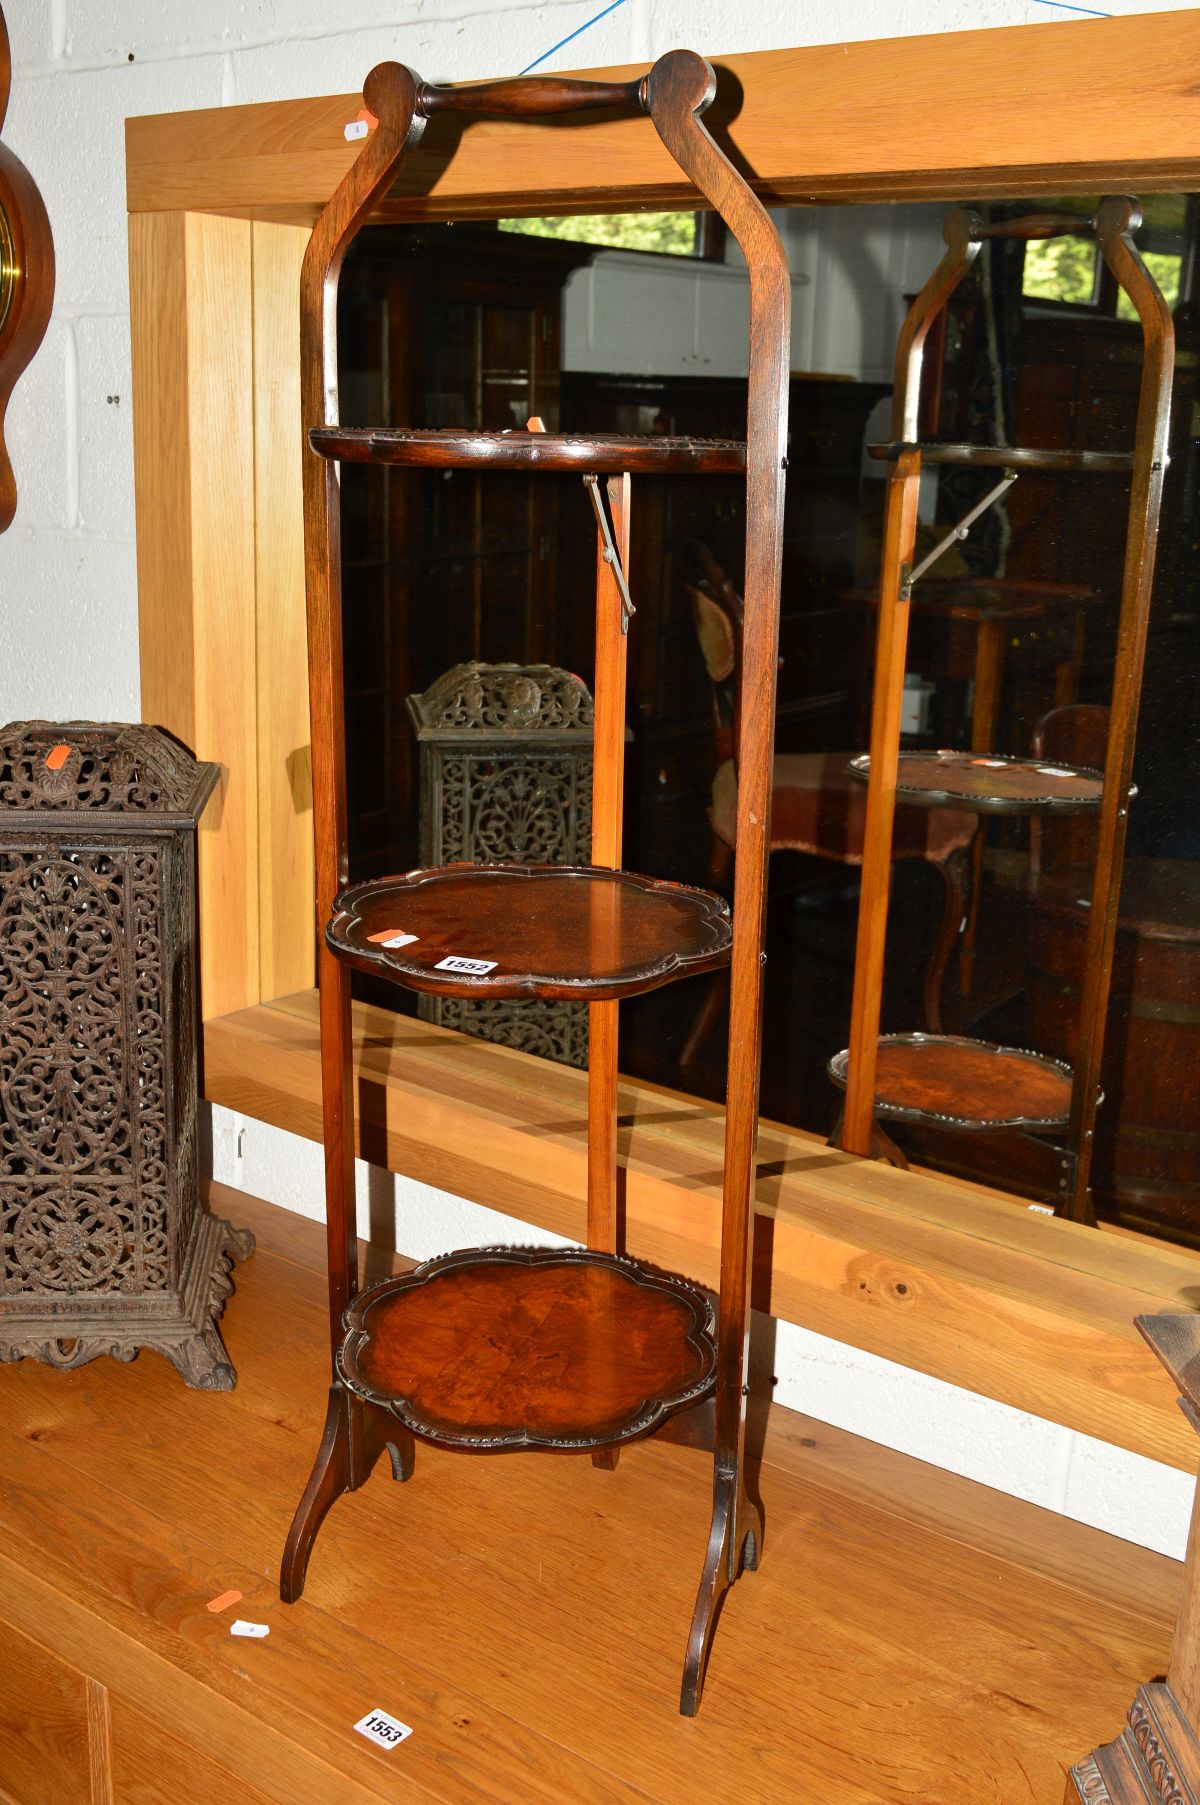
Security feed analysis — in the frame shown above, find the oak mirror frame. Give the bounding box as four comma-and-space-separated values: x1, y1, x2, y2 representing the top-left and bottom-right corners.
126, 10, 1200, 1445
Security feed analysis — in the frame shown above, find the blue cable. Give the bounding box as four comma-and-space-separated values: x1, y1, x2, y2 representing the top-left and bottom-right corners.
518, 0, 1111, 81
1028, 0, 1112, 15
520, 0, 629, 75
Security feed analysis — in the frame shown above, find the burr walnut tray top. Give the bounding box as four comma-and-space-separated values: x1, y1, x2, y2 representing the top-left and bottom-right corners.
310, 427, 747, 474
327, 863, 732, 1000
848, 750, 1107, 814
828, 1033, 1076, 1131
336, 1246, 718, 1451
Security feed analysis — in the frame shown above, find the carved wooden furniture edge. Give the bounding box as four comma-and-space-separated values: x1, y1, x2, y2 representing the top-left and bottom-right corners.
1067, 1683, 1200, 1804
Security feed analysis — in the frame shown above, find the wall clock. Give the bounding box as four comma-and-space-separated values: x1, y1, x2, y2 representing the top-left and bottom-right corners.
0, 4, 54, 532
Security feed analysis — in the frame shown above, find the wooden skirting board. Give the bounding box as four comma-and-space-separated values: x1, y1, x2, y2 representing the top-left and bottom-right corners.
204, 991, 1200, 1474
0, 1183, 1181, 1804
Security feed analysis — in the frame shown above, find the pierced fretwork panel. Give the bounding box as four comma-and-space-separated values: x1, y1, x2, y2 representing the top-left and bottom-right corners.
408, 663, 597, 1068
0, 841, 173, 1296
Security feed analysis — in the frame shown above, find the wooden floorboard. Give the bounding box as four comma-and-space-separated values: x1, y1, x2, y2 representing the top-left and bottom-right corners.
0, 1183, 1181, 1804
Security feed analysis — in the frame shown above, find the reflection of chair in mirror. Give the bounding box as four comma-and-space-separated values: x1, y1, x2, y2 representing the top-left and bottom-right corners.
681, 549, 977, 1068
1027, 702, 1111, 879
407, 661, 596, 1068
1026, 703, 1200, 1241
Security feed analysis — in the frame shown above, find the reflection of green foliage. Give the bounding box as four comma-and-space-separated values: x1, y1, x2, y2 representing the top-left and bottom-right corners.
498, 213, 697, 255
1117, 251, 1181, 320
1023, 234, 1181, 319
1022, 235, 1098, 304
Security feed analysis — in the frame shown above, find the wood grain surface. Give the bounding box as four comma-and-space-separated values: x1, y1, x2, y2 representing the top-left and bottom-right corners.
125, 14, 1200, 224
0, 1180, 1180, 1804
587, 473, 630, 1265
130, 209, 260, 1021
251, 220, 314, 1005
339, 1248, 715, 1448
205, 992, 1200, 1473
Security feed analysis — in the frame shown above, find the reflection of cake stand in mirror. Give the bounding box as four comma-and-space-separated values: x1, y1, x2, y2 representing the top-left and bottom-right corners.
0, 4, 55, 532
831, 199, 1175, 1226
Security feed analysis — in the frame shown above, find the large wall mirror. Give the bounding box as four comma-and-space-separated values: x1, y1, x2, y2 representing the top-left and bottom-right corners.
333, 190, 1199, 1246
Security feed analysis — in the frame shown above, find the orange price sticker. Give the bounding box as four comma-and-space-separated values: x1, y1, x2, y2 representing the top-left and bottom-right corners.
367, 929, 419, 949
206, 1589, 243, 1614
44, 743, 72, 771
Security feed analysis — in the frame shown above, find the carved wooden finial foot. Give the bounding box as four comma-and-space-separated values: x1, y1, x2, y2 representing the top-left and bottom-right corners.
1065, 1683, 1200, 1803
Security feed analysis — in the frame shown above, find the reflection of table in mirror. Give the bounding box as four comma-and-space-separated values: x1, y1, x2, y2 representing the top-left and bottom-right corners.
844, 577, 1102, 753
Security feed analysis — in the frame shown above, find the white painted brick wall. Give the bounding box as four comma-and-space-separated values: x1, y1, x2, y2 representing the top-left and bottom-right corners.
1, 0, 1195, 1555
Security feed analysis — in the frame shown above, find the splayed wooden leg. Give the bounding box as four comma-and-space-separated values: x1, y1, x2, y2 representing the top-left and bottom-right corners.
680, 1467, 762, 1716
280, 1384, 413, 1603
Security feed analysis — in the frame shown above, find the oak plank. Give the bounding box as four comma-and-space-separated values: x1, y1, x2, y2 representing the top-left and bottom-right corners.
108, 1699, 277, 1805
0, 1619, 91, 1805
754, 1402, 1183, 1632
86, 1679, 114, 1805
126, 16, 1200, 224
130, 209, 260, 1020
251, 220, 315, 1005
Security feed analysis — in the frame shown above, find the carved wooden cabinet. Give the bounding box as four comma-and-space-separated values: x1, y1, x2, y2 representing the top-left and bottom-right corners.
408, 661, 597, 1067
0, 722, 253, 1387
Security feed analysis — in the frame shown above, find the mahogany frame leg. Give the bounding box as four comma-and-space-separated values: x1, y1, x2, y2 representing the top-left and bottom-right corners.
652, 61, 789, 1719
587, 473, 631, 1474
281, 1384, 414, 1603
1064, 202, 1174, 1226
840, 210, 980, 1157
680, 1468, 763, 1717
